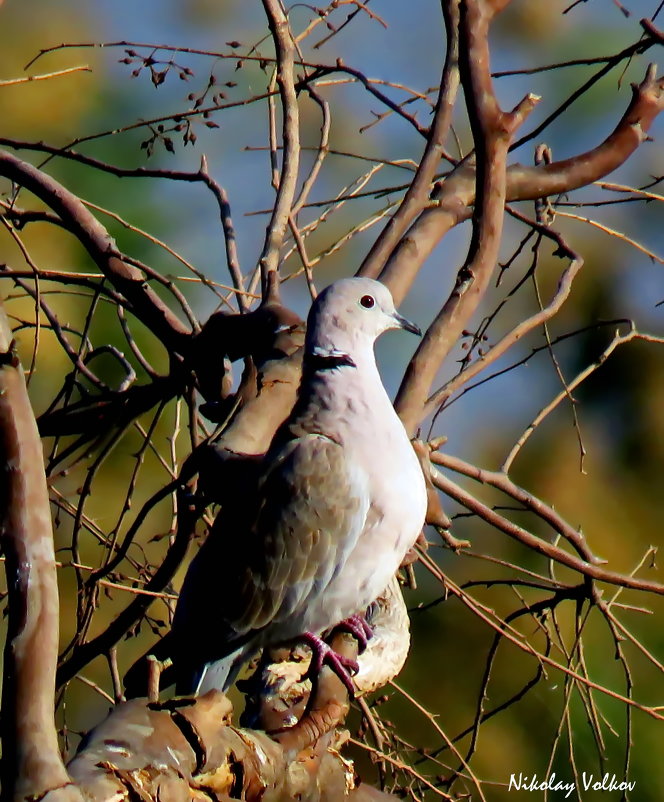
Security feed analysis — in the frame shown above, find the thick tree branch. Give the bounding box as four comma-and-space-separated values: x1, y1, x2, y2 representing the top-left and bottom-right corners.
66, 689, 400, 801
378, 63, 664, 309
394, 0, 538, 435
0, 304, 83, 801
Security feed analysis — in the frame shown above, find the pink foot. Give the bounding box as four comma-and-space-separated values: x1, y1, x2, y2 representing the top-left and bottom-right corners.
301, 631, 359, 695
332, 614, 374, 652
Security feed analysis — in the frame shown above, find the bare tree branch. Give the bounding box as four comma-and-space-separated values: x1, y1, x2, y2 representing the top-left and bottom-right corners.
66, 688, 400, 801
357, 0, 461, 279
423, 220, 583, 418
429, 464, 664, 595
377, 63, 664, 310
0, 151, 192, 350
394, 0, 539, 435
259, 0, 301, 293
0, 303, 84, 800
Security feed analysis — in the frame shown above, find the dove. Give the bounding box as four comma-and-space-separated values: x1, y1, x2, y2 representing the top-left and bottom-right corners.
126, 277, 427, 697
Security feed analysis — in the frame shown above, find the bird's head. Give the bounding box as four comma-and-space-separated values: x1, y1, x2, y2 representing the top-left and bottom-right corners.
305, 278, 420, 361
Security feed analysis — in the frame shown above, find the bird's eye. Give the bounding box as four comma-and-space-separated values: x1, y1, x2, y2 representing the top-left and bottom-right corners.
360, 295, 375, 309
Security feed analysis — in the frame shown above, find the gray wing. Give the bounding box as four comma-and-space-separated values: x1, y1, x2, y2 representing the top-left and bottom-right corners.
170, 433, 369, 688
229, 433, 370, 633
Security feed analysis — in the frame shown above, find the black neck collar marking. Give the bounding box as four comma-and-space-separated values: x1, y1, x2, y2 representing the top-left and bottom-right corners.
304, 350, 356, 372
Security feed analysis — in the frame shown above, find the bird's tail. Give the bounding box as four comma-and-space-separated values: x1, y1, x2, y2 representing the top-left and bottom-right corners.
124, 627, 257, 698
181, 642, 255, 696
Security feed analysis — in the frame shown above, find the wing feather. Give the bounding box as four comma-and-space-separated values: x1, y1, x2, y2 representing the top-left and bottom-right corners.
169, 434, 368, 680
233, 434, 368, 632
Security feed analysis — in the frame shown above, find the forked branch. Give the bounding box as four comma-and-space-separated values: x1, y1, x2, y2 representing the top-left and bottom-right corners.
395, 0, 539, 435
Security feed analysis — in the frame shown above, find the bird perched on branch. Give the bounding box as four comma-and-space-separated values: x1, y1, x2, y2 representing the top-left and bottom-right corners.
126, 277, 427, 697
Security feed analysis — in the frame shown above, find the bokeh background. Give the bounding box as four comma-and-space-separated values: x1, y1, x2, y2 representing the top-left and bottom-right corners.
1, 1, 663, 799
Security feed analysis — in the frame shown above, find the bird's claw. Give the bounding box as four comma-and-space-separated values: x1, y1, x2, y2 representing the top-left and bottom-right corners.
331, 613, 374, 652
301, 631, 359, 696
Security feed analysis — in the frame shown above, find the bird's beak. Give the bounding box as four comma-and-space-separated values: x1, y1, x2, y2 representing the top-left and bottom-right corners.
392, 312, 421, 336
